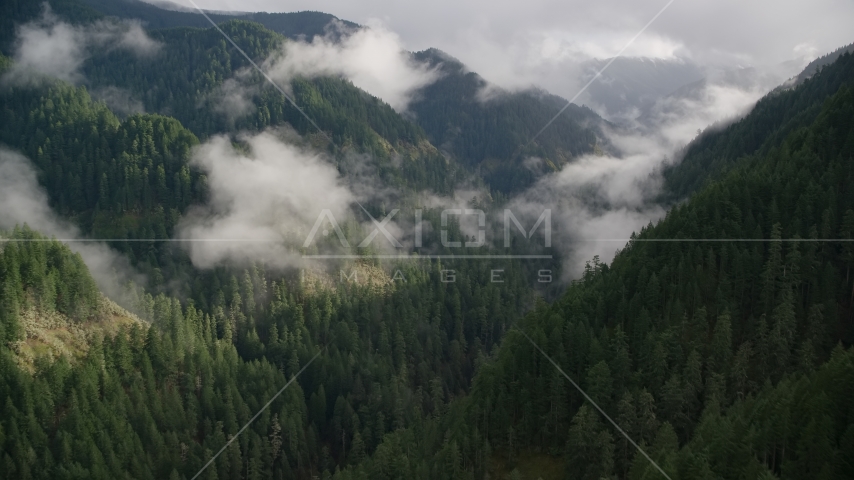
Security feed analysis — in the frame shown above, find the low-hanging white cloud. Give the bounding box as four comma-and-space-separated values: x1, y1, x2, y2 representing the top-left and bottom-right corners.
508, 147, 667, 279
91, 86, 146, 117
209, 77, 257, 123
176, 130, 360, 268
506, 67, 779, 279
264, 20, 440, 112
3, 6, 160, 86
640, 67, 784, 141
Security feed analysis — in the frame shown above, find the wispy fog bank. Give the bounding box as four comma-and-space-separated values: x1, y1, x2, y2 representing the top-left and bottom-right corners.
3, 6, 160, 86
265, 21, 440, 112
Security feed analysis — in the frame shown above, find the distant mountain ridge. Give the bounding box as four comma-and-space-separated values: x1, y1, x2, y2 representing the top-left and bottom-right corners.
78, 0, 360, 39
411, 48, 609, 193
578, 56, 706, 120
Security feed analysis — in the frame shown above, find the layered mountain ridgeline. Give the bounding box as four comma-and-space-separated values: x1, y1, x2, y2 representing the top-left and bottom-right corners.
412, 49, 608, 193
79, 16, 610, 195
332, 54, 854, 479
2, 0, 611, 195
80, 19, 460, 193
81, 0, 612, 196
663, 51, 854, 200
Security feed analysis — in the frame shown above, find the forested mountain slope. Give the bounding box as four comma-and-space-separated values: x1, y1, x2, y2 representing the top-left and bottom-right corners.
333, 53, 854, 480
1, 1, 458, 194
0, 66, 543, 476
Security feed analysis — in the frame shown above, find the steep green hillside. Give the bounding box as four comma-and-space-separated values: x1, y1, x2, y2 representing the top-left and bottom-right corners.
335, 53, 854, 480
1, 227, 101, 342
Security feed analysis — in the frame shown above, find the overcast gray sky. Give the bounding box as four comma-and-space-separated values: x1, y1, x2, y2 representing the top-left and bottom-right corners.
185, 0, 854, 95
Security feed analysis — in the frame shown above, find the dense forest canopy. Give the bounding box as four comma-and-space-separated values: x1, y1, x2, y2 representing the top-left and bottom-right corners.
0, 0, 853, 479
